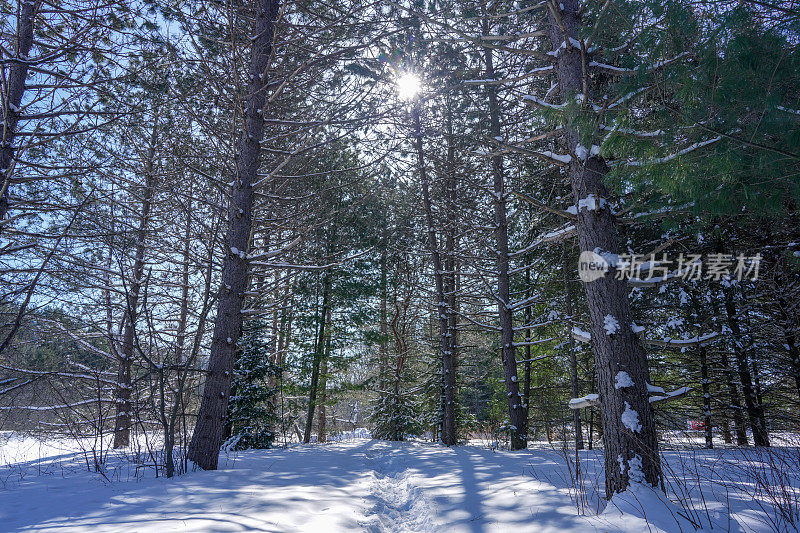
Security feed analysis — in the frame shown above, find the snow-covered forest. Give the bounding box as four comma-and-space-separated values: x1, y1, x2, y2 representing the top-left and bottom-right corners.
2, 0, 800, 531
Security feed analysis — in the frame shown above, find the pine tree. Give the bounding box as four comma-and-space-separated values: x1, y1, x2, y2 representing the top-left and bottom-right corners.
371, 390, 423, 442
226, 315, 281, 450
187, 0, 281, 470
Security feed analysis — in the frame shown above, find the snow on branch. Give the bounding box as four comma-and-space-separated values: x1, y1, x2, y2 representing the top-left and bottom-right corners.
600, 124, 664, 139
0, 398, 115, 411
777, 105, 800, 116
0, 378, 36, 396
463, 66, 553, 86
247, 235, 302, 260
498, 143, 572, 166
533, 150, 572, 165
36, 319, 114, 361
621, 136, 723, 167
567, 194, 611, 214
607, 87, 650, 110
626, 260, 702, 287
589, 53, 688, 76
648, 52, 690, 70
508, 295, 538, 310
569, 394, 599, 409
649, 386, 691, 404
546, 37, 588, 57
0, 364, 117, 386
588, 61, 636, 75
251, 247, 372, 271
512, 224, 576, 259
571, 326, 592, 343
645, 332, 719, 348
513, 337, 554, 348
568, 386, 691, 410
521, 95, 566, 110
618, 202, 694, 224
571, 326, 719, 349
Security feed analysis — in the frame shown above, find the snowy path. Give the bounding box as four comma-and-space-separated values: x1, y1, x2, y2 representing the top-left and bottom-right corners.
360, 445, 435, 531
0, 437, 786, 532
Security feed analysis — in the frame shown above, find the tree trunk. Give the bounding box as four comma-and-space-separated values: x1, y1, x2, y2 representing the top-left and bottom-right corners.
721, 347, 748, 446
271, 275, 291, 413
751, 357, 766, 432
482, 21, 526, 451
187, 0, 281, 470
176, 183, 192, 365
317, 359, 328, 443
113, 119, 160, 449
547, 0, 660, 495
720, 418, 733, 445
776, 296, 800, 402
522, 269, 533, 433
709, 287, 747, 445
163, 189, 194, 478
379, 232, 389, 390
543, 390, 553, 445
689, 288, 713, 449
412, 102, 457, 446
588, 373, 596, 450
304, 274, 330, 443
699, 345, 713, 449
280, 290, 294, 370
443, 98, 460, 444
564, 247, 584, 450
317, 307, 331, 443
741, 284, 768, 437
0, 0, 36, 228
723, 285, 769, 446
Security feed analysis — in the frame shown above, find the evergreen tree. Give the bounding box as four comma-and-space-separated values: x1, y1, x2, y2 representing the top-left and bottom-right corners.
226, 315, 281, 450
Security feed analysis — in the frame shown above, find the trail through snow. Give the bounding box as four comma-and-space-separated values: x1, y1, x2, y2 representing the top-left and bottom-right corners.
0, 436, 788, 532
360, 446, 434, 531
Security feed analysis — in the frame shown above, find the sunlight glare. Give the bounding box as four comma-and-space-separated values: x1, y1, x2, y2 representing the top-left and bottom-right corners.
396, 72, 422, 101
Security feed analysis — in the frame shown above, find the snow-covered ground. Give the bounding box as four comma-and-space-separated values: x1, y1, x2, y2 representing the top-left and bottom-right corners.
0, 433, 797, 532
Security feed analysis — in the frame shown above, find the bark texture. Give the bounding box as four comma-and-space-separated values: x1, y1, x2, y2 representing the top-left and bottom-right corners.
0, 0, 36, 229
113, 120, 159, 449
187, 0, 280, 470
690, 289, 713, 449
412, 103, 457, 446
483, 22, 526, 450
317, 314, 330, 444
700, 345, 714, 449
564, 248, 584, 450
724, 285, 769, 446
304, 276, 330, 444
443, 100, 460, 446
548, 0, 660, 495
